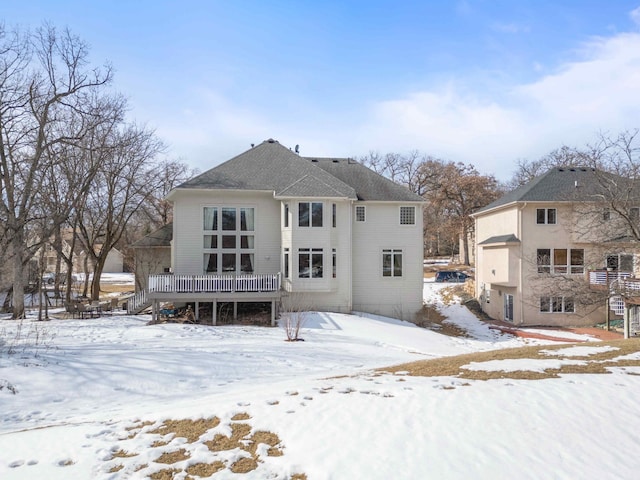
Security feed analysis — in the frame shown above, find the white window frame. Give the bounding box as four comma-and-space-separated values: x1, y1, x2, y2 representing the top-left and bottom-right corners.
298, 248, 324, 278
283, 247, 290, 279
536, 208, 557, 225
399, 206, 416, 225
284, 203, 289, 228
537, 248, 584, 274
299, 202, 323, 227
355, 205, 366, 222
203, 205, 256, 274
540, 296, 575, 313
382, 248, 403, 277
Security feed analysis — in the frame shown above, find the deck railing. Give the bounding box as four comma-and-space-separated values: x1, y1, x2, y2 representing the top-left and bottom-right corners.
126, 289, 149, 314
588, 270, 632, 286
148, 273, 281, 294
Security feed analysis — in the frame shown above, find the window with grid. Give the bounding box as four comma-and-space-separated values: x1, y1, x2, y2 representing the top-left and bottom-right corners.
400, 206, 415, 225
540, 296, 575, 313
355, 205, 366, 222
537, 248, 583, 274
203, 206, 255, 274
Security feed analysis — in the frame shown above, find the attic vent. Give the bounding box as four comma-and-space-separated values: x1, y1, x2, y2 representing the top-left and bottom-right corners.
569, 168, 576, 172
558, 168, 565, 172
311, 159, 318, 162
332, 159, 339, 163
267, 138, 276, 143
581, 167, 588, 171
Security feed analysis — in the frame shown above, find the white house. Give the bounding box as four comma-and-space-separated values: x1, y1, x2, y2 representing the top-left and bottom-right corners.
140, 139, 424, 324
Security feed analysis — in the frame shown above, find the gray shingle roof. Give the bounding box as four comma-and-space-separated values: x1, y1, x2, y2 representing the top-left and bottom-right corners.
476, 167, 615, 214
172, 139, 422, 202
307, 157, 424, 202
176, 139, 357, 199
131, 223, 173, 248
478, 234, 520, 245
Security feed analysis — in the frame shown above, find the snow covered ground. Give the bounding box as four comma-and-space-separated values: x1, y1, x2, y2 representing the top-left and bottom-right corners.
1, 281, 639, 479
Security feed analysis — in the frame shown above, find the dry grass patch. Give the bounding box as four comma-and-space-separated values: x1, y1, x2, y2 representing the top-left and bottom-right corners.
111, 416, 304, 479
381, 338, 640, 381
230, 456, 259, 473
99, 283, 134, 295
185, 461, 226, 477
149, 467, 181, 480
150, 417, 220, 444
155, 448, 190, 464
248, 431, 284, 456
415, 304, 469, 337
205, 422, 252, 452
231, 412, 251, 421
111, 449, 137, 459
292, 474, 308, 480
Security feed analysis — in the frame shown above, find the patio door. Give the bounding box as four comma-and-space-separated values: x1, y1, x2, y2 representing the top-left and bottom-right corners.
504, 294, 514, 323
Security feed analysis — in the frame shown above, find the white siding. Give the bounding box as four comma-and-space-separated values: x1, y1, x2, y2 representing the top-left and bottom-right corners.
351, 202, 423, 321
172, 190, 281, 276
284, 199, 353, 313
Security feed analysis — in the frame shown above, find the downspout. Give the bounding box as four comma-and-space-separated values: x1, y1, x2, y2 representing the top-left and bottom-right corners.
348, 200, 353, 312
518, 202, 527, 324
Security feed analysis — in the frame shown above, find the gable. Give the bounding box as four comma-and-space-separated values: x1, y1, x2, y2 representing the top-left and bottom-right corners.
172, 139, 357, 200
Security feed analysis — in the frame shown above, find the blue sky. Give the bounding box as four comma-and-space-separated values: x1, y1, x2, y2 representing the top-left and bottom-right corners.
4, 0, 640, 180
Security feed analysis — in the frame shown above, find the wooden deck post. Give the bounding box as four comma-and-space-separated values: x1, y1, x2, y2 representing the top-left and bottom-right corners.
212, 299, 217, 326
271, 300, 276, 326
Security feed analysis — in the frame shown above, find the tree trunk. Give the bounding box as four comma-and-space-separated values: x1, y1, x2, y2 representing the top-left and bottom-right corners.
91, 257, 106, 301
11, 232, 26, 319
461, 225, 471, 266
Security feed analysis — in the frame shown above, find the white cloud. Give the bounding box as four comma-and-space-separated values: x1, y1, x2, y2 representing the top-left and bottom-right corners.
630, 6, 640, 26
355, 30, 640, 180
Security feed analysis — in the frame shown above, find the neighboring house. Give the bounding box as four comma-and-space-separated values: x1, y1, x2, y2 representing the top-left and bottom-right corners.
472, 166, 640, 327
136, 139, 424, 324
131, 223, 173, 292
41, 230, 125, 275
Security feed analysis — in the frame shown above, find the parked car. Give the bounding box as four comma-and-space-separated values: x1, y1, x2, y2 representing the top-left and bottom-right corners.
42, 272, 78, 285
435, 271, 469, 283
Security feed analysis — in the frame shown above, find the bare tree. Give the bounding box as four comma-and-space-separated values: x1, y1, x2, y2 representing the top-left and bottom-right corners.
76, 124, 164, 301
0, 24, 114, 318
280, 293, 310, 341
